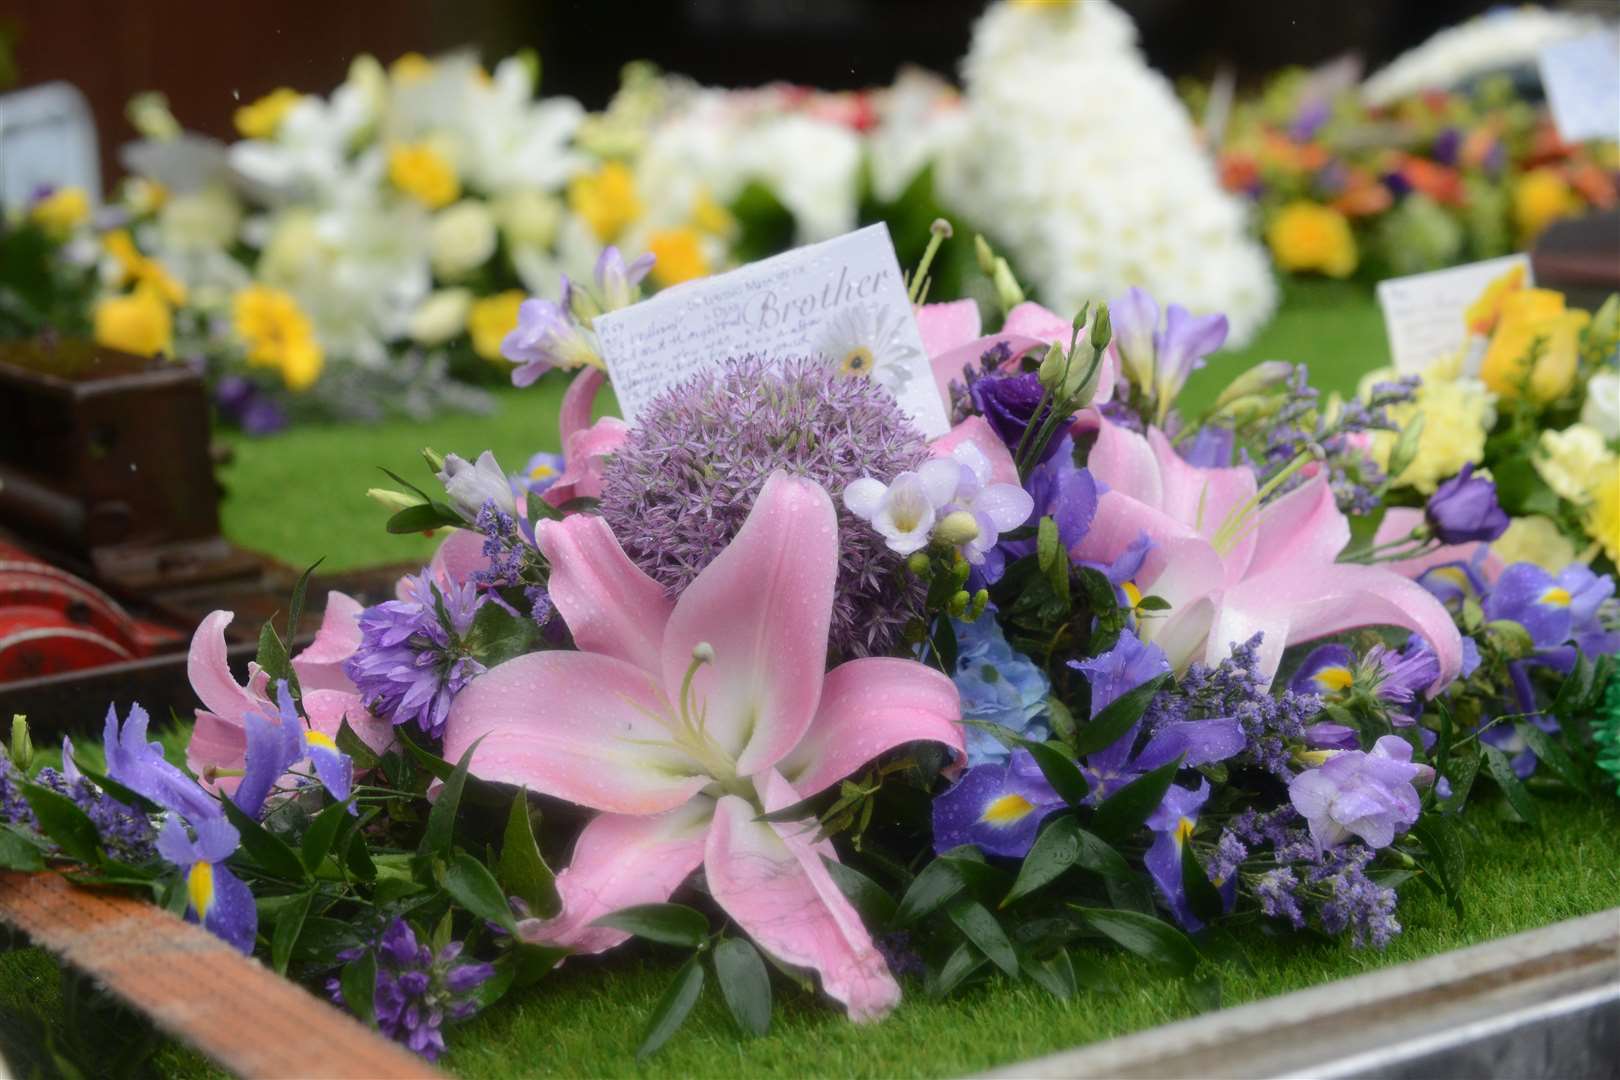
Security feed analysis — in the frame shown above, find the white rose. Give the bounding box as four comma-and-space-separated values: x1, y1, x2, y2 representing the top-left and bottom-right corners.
408, 288, 472, 346
429, 200, 497, 281
1580, 371, 1620, 442
492, 189, 562, 251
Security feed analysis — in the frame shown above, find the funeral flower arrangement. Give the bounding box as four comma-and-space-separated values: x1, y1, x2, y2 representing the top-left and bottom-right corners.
5, 216, 1619, 1062
1202, 63, 1618, 281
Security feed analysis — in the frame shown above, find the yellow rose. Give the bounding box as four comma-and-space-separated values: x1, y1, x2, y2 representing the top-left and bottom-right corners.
29, 187, 91, 239
1491, 515, 1578, 572
1463, 264, 1526, 337
233, 88, 302, 140
233, 285, 323, 391
1512, 167, 1579, 244
1266, 201, 1357, 278
468, 290, 526, 362
94, 286, 173, 358
1478, 289, 1588, 404
1585, 466, 1620, 564
647, 228, 709, 287
1535, 424, 1613, 505
568, 162, 641, 243
389, 143, 460, 210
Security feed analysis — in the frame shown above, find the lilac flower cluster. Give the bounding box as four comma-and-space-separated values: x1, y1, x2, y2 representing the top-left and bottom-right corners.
470, 502, 553, 626
345, 574, 488, 739
328, 918, 495, 1061
1253, 367, 1417, 515
0, 759, 156, 863
1148, 634, 1322, 779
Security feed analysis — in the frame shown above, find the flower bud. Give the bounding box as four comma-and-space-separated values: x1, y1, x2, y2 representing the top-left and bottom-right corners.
907, 551, 932, 576
970, 588, 990, 620
691, 642, 715, 664
368, 487, 427, 513
1037, 341, 1069, 394
1212, 360, 1294, 410
930, 218, 953, 240
974, 234, 996, 276
1072, 302, 1090, 335
8, 716, 31, 773
1088, 302, 1112, 352
947, 590, 971, 618
421, 446, 447, 473
934, 510, 981, 546
991, 256, 1025, 311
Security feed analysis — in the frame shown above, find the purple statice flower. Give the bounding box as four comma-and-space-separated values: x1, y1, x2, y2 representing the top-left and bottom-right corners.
29, 762, 156, 863
157, 814, 255, 954
1425, 464, 1508, 544
1288, 735, 1429, 851
1153, 635, 1319, 780
1255, 868, 1307, 929
1209, 829, 1249, 888
1254, 368, 1416, 515
970, 371, 1072, 465
471, 501, 534, 592
0, 758, 34, 827
1318, 846, 1401, 948
329, 918, 495, 1061
1230, 807, 1401, 948
345, 574, 488, 738
931, 749, 1065, 858
597, 355, 930, 659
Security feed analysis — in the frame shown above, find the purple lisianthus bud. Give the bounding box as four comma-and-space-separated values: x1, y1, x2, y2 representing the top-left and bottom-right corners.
970, 371, 1070, 464
1304, 722, 1359, 750
1425, 464, 1509, 544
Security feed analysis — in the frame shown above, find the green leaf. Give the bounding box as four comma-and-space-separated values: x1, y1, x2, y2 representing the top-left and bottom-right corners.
340, 950, 377, 1027
221, 797, 307, 882
946, 897, 1018, 977
1025, 949, 1077, 1000
343, 820, 377, 882
0, 826, 45, 871
1514, 722, 1587, 795
636, 955, 705, 1061
1072, 906, 1200, 974
256, 622, 296, 692
592, 903, 709, 948
334, 718, 381, 773
1091, 756, 1182, 843
291, 917, 363, 964
1037, 516, 1061, 574
271, 890, 315, 975
420, 738, 482, 861
1022, 740, 1089, 805
396, 727, 456, 783
1179, 840, 1224, 923
1003, 815, 1083, 906
1070, 675, 1169, 757
1046, 696, 1078, 746
1482, 745, 1540, 828
1408, 816, 1464, 917
499, 790, 559, 918
20, 785, 101, 864
286, 558, 324, 643
301, 800, 352, 874
1071, 827, 1135, 880
712, 938, 772, 1037
445, 851, 520, 934
821, 857, 898, 926
894, 857, 965, 926
934, 941, 986, 996
386, 502, 461, 534
466, 602, 545, 669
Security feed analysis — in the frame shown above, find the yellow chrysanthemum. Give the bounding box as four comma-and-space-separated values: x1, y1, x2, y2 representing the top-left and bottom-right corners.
102, 230, 187, 306
647, 228, 709, 287
1480, 289, 1589, 404
390, 52, 436, 84
1369, 360, 1496, 494
1585, 466, 1620, 564
1492, 515, 1578, 573
388, 143, 460, 210
568, 162, 641, 242
232, 285, 323, 392
28, 187, 90, 239
1536, 425, 1614, 505
1512, 167, 1580, 244
1266, 201, 1357, 278
467, 290, 526, 362
94, 285, 173, 358
233, 88, 302, 139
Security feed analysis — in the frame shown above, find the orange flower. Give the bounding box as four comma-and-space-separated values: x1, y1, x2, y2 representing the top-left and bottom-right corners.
1399, 157, 1466, 207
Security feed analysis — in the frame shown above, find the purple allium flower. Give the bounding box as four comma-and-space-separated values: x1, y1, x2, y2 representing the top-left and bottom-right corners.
931, 749, 1064, 858
329, 917, 494, 1062
1288, 735, 1428, 851
597, 356, 930, 659
970, 371, 1071, 465
344, 573, 487, 738
1425, 464, 1508, 544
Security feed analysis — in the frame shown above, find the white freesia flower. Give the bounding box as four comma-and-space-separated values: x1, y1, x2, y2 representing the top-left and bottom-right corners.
1580, 371, 1620, 441
934, 441, 1034, 565
934, 0, 1276, 346
844, 442, 1032, 564
430, 200, 498, 280
844, 460, 959, 556
409, 289, 473, 346
1362, 7, 1602, 106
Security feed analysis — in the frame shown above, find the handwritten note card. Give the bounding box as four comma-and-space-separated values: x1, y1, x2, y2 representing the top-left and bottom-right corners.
1539, 31, 1620, 144
595, 223, 950, 437
1377, 255, 1533, 374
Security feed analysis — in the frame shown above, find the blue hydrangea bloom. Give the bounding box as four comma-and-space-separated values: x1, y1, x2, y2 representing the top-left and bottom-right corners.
952, 612, 1050, 767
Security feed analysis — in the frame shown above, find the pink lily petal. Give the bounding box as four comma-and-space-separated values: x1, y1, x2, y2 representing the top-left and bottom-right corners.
1072, 491, 1224, 597
705, 774, 900, 1022
535, 513, 672, 674
518, 798, 712, 954
302, 689, 395, 756
915, 298, 981, 359
661, 472, 837, 778
443, 651, 709, 814
1375, 507, 1505, 581
778, 657, 964, 797
1210, 562, 1463, 694
418, 528, 492, 598
1075, 411, 1164, 508
544, 417, 630, 508
1147, 427, 1256, 559
186, 710, 246, 796
558, 365, 608, 448
1002, 302, 1116, 406
1246, 476, 1349, 579
290, 591, 362, 693
187, 610, 260, 725
930, 417, 1020, 488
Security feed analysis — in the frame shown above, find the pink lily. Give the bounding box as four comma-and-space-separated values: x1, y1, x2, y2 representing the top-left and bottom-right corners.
442, 471, 964, 1021
186, 592, 395, 793
542, 366, 628, 508
1070, 412, 1463, 692
917, 299, 1117, 415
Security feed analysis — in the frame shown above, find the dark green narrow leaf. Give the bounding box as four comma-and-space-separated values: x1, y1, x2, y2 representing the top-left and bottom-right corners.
934, 941, 987, 996
420, 738, 482, 860
1070, 675, 1170, 756
1514, 722, 1588, 795
301, 800, 352, 874
1071, 827, 1135, 880
821, 856, 898, 926
1179, 841, 1225, 923
592, 903, 709, 948
500, 790, 560, 918
335, 718, 381, 773
340, 950, 378, 1027
1021, 740, 1089, 805
1482, 745, 1540, 827
256, 622, 296, 691
946, 897, 1018, 977
286, 558, 324, 643
1072, 906, 1200, 974
894, 858, 965, 926
636, 955, 705, 1061
21, 785, 101, 865
1003, 815, 1082, 906
344, 823, 377, 882
0, 826, 46, 871
1091, 756, 1183, 843
396, 728, 456, 783
221, 798, 308, 882
387, 502, 462, 534
712, 938, 772, 1037
1025, 949, 1077, 1000
444, 852, 520, 934
271, 890, 315, 975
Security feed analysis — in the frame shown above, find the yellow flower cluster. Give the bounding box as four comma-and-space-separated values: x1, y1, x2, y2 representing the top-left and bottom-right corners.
388, 143, 461, 209
467, 291, 526, 362
1511, 167, 1580, 245
232, 285, 324, 391
92, 230, 188, 358
1266, 201, 1357, 278
1370, 356, 1496, 494
1492, 514, 1577, 572
1536, 424, 1620, 563
568, 161, 641, 243
233, 88, 303, 139
28, 187, 91, 239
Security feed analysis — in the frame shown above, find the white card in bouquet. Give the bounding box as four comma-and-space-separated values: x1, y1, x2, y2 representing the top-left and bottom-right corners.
594, 223, 950, 437
1538, 31, 1620, 144
1377, 255, 1533, 375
